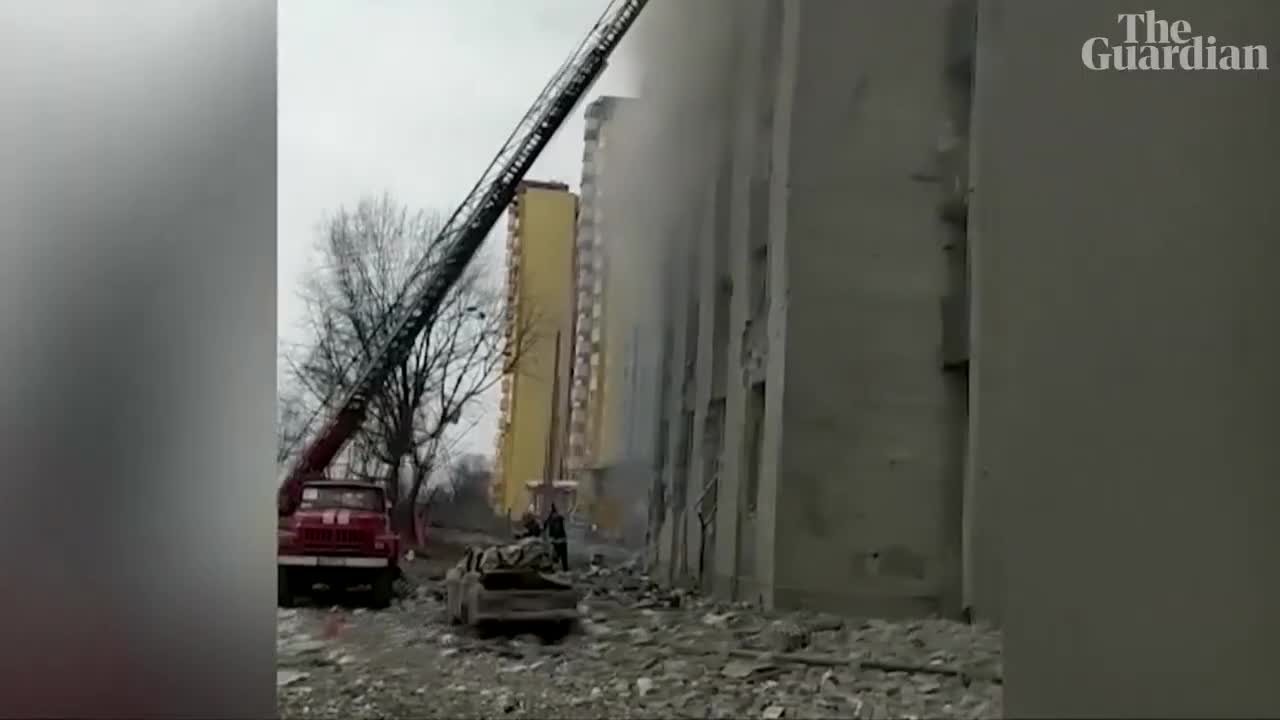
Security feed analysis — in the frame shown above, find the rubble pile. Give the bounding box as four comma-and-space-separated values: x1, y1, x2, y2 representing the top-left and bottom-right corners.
473, 537, 556, 574
277, 555, 1003, 719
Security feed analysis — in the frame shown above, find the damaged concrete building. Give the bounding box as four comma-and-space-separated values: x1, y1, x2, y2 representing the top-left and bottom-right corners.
596, 0, 1280, 714
603, 0, 975, 619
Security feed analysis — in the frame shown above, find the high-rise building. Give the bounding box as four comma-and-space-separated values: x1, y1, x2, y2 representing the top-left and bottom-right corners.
492, 181, 578, 517
565, 96, 636, 534
605, 1, 973, 614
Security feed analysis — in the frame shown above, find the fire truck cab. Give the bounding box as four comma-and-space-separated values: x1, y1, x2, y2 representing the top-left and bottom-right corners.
277, 480, 400, 608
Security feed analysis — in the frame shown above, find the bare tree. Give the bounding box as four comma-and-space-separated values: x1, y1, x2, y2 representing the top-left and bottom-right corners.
282, 193, 533, 539
421, 453, 498, 533
275, 388, 309, 467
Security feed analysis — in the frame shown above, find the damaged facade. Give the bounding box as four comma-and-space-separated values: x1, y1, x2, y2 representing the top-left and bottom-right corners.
593, 0, 977, 620
589, 12, 1280, 713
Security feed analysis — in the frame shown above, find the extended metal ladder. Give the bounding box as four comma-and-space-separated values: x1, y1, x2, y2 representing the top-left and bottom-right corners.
283, 0, 649, 498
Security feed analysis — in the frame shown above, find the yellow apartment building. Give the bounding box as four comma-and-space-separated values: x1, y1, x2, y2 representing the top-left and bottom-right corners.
492, 180, 577, 517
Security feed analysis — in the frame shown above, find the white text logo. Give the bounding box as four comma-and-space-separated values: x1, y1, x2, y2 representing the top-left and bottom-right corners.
1082, 11, 1268, 71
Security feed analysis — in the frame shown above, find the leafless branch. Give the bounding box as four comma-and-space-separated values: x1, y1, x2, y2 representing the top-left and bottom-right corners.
278, 193, 533, 535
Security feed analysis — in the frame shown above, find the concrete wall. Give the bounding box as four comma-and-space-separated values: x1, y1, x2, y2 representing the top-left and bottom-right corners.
768, 0, 967, 617
628, 0, 740, 582
595, 0, 740, 563
702, 0, 969, 617
710, 0, 774, 605
588, 0, 1280, 713
601, 0, 970, 617
970, 1, 1280, 715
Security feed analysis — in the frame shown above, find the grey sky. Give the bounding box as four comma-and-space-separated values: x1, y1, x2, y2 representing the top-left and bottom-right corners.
278, 0, 639, 457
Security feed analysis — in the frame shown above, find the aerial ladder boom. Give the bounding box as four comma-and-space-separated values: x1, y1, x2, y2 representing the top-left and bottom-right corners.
279, 0, 648, 516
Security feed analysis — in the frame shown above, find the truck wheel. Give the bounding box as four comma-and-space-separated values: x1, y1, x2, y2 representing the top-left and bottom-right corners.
538, 619, 574, 644
446, 588, 462, 625
474, 619, 498, 639
277, 568, 297, 608
369, 569, 394, 609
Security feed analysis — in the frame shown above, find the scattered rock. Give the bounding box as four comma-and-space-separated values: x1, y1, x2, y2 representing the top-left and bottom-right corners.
722, 659, 777, 680
276, 550, 1003, 719
759, 619, 811, 653
636, 677, 654, 697
279, 639, 328, 657
276, 670, 310, 688
662, 658, 690, 676
702, 611, 733, 628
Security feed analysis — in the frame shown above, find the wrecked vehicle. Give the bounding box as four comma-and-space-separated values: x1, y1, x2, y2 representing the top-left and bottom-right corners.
445, 537, 581, 639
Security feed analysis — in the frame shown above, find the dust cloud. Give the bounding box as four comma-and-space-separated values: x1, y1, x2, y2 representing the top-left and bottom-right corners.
589, 0, 746, 546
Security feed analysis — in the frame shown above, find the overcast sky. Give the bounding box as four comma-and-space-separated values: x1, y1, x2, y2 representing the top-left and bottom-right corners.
279, 0, 640, 458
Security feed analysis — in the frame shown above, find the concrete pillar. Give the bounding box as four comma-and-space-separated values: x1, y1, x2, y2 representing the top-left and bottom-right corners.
766, 0, 966, 616
627, 0, 740, 579
684, 187, 719, 583
713, 0, 773, 601
682, 4, 745, 592
658, 208, 699, 584
970, 1, 1280, 715
651, 239, 678, 575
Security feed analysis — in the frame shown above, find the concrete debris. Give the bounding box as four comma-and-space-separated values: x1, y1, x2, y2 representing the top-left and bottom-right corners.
757, 618, 811, 653
278, 639, 328, 658
635, 676, 654, 697
277, 670, 310, 688
474, 537, 556, 573
701, 611, 733, 628
277, 549, 1003, 719
722, 659, 776, 680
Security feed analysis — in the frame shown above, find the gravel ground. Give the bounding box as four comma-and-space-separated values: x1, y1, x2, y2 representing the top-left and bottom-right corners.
277, 554, 1002, 719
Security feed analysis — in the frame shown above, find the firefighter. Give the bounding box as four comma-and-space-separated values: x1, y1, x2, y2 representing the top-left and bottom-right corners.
545, 504, 569, 572
519, 509, 542, 539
